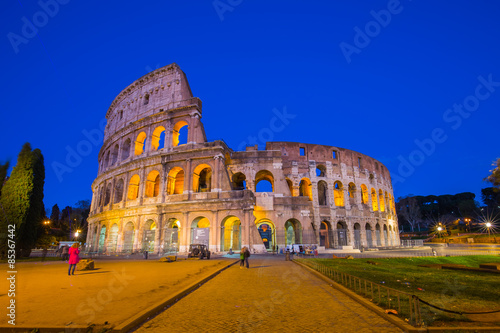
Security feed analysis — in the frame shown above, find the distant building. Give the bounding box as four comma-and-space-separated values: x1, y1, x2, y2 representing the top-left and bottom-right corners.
86, 63, 399, 254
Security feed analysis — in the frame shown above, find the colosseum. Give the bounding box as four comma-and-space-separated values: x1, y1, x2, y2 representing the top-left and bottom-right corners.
86, 63, 399, 255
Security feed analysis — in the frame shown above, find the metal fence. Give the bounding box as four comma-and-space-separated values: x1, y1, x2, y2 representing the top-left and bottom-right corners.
400, 239, 424, 247
297, 259, 423, 326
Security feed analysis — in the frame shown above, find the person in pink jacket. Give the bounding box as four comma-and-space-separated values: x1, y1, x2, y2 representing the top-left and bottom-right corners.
68, 243, 80, 275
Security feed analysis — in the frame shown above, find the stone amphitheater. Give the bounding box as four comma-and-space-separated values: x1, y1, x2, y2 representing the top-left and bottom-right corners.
86, 63, 399, 255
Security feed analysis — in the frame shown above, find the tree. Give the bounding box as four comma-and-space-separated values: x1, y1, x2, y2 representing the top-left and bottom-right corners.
50, 204, 60, 228
485, 158, 500, 188
481, 187, 500, 213
396, 196, 422, 232
0, 161, 9, 196
0, 143, 45, 258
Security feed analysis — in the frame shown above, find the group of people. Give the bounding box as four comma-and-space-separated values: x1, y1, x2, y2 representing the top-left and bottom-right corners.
239, 246, 250, 269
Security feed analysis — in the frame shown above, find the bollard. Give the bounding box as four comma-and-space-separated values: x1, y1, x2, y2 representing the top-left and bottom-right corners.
285, 250, 290, 261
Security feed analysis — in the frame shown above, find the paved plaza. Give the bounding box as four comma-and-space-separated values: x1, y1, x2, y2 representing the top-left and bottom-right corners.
0, 254, 405, 332
135, 256, 402, 333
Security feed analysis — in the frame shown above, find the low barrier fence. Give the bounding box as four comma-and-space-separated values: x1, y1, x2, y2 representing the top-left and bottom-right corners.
296, 259, 423, 326
296, 259, 500, 328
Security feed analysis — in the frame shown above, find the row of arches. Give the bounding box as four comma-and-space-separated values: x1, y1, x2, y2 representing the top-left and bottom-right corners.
100, 122, 189, 172
97, 164, 212, 206
89, 215, 397, 254
232, 169, 396, 214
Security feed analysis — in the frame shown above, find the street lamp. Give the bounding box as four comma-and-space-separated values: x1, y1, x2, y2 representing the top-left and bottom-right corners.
486, 222, 492, 238
43, 219, 50, 226
437, 226, 443, 238
75, 229, 81, 238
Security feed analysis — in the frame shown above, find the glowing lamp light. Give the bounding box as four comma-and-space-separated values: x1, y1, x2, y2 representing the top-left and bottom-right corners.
486, 222, 492, 228
437, 227, 442, 231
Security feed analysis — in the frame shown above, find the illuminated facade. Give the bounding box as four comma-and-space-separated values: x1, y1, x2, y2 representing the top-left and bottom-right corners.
86, 63, 399, 254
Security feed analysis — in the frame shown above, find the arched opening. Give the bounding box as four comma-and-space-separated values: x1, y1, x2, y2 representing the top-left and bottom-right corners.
143, 93, 150, 105
353, 223, 361, 249
383, 224, 389, 246
104, 183, 112, 206
167, 167, 184, 195
107, 223, 119, 253
365, 223, 373, 248
114, 179, 124, 204
256, 220, 275, 251
164, 218, 180, 253
375, 223, 382, 246
135, 132, 147, 155
320, 221, 333, 248
316, 165, 326, 177
123, 222, 135, 253
193, 164, 212, 193
361, 184, 369, 204
122, 138, 131, 161
317, 180, 328, 206
371, 188, 379, 211
299, 178, 312, 200
104, 151, 110, 170
379, 189, 385, 212
221, 216, 241, 251
191, 216, 210, 246
337, 221, 348, 246
285, 178, 293, 196
142, 219, 156, 252
98, 225, 106, 253
334, 181, 344, 207
284, 219, 302, 246
111, 144, 119, 165
128, 174, 140, 200
145, 170, 160, 197
173, 120, 188, 147
151, 126, 166, 151
255, 170, 274, 192
232, 172, 246, 190
348, 183, 356, 206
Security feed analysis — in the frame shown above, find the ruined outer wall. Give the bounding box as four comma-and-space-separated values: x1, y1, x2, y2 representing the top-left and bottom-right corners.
86, 63, 399, 255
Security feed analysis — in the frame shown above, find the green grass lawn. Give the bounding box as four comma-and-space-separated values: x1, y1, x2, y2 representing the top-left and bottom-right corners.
299, 256, 500, 326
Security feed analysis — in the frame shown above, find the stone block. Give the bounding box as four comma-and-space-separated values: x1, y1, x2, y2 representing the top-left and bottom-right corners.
76, 259, 94, 271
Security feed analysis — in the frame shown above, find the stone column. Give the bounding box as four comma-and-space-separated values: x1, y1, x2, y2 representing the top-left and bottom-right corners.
212, 155, 223, 192
164, 120, 173, 151
160, 163, 167, 202
182, 212, 190, 252
184, 158, 192, 195
139, 167, 146, 205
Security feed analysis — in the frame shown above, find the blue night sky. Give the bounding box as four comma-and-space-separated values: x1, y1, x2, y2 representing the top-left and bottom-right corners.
1, 0, 499, 211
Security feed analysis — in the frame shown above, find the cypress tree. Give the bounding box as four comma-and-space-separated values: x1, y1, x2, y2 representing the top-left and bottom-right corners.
50, 204, 60, 228
0, 161, 9, 196
0, 143, 45, 258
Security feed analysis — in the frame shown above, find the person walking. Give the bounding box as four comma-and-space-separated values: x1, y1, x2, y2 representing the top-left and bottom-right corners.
68, 243, 80, 276
243, 247, 250, 269
239, 247, 246, 269
61, 245, 69, 261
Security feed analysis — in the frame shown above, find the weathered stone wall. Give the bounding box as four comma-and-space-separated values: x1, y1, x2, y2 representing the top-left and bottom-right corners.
86, 63, 399, 254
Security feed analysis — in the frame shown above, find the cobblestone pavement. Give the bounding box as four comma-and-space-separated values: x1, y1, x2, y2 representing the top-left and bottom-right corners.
135, 256, 403, 332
